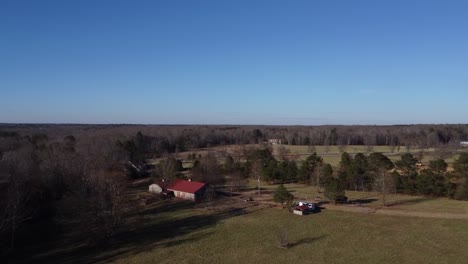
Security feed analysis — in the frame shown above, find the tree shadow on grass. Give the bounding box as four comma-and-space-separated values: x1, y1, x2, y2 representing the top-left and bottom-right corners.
288, 235, 327, 248
385, 197, 436, 207
129, 199, 196, 217
349, 198, 378, 204
25, 200, 252, 264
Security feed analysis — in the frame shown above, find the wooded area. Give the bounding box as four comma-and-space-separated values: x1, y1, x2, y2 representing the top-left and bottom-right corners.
2, 123, 468, 154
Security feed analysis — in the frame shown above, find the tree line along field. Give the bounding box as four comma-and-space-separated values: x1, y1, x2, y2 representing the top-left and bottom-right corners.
172, 143, 460, 169
279, 145, 459, 167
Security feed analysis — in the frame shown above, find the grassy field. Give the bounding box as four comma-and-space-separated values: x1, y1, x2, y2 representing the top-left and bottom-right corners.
252, 182, 468, 214
24, 185, 468, 264
104, 200, 468, 264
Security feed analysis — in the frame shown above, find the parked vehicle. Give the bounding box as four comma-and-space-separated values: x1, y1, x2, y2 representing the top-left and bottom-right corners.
296, 201, 318, 213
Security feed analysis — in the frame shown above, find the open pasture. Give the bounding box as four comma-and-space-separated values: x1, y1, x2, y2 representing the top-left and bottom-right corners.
252, 182, 468, 214
108, 200, 468, 264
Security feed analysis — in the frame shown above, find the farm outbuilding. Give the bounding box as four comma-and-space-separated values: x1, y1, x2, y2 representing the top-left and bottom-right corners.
293, 202, 318, 216
148, 183, 163, 194
167, 179, 209, 201
293, 205, 310, 215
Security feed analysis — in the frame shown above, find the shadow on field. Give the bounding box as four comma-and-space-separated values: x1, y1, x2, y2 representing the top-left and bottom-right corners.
289, 235, 327, 248
26, 200, 253, 264
386, 197, 436, 207
349, 198, 378, 204
129, 199, 195, 217
216, 190, 241, 197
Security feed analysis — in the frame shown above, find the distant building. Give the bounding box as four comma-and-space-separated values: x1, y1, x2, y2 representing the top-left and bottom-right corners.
167, 179, 209, 201
461, 141, 468, 147
268, 138, 283, 144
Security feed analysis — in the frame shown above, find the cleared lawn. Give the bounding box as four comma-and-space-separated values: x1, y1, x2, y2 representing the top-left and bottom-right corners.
108, 201, 468, 264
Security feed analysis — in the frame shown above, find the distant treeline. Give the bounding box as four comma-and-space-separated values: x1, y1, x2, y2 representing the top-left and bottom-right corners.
2, 124, 468, 152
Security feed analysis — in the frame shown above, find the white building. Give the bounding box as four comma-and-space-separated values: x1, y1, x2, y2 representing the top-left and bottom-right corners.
149, 183, 163, 194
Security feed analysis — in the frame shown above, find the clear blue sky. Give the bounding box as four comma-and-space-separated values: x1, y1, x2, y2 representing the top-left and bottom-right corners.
1, 0, 467, 125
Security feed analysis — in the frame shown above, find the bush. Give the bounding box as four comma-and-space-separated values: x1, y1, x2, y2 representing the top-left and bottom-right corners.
454, 181, 468, 201
324, 178, 346, 204
273, 184, 294, 205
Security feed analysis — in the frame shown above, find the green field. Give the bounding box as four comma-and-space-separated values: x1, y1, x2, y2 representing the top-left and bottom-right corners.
103, 200, 468, 264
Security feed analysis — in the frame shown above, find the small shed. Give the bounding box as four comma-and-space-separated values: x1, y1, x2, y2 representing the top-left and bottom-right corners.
293, 205, 310, 216
167, 179, 208, 201
149, 183, 163, 194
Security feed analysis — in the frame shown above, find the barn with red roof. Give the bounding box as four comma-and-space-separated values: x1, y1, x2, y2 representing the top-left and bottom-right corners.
167, 179, 209, 201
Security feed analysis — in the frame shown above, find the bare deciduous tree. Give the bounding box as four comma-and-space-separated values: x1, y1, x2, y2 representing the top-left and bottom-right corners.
250, 160, 263, 195
307, 145, 316, 154
276, 145, 290, 161
373, 168, 395, 206
0, 148, 35, 249
154, 155, 181, 182
277, 225, 290, 249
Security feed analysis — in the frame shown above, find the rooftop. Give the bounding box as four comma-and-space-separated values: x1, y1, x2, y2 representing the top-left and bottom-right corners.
167, 179, 206, 194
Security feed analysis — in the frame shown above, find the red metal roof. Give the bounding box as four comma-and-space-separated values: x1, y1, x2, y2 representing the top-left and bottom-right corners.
167, 179, 206, 194
295, 205, 310, 211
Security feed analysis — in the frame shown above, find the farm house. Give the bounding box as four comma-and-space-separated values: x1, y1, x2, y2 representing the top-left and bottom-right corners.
167, 179, 209, 201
